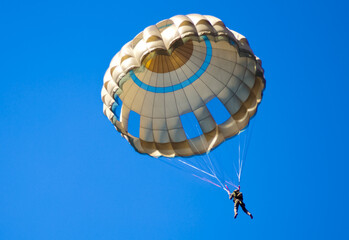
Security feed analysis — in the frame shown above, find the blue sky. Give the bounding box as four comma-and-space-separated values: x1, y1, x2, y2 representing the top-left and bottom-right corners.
1, 0, 348, 239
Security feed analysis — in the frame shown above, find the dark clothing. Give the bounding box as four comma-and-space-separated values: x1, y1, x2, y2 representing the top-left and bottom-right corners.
234, 199, 250, 215
229, 190, 252, 218
229, 190, 243, 202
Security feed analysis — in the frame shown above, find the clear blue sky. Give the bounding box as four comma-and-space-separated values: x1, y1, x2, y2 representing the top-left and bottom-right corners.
1, 0, 348, 239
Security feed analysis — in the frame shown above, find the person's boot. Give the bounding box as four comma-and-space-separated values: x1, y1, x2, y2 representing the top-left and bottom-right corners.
248, 213, 253, 219
234, 212, 238, 219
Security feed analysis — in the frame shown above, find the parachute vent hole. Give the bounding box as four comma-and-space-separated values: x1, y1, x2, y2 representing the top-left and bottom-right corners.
206, 97, 231, 125
127, 110, 141, 138
180, 112, 203, 139
112, 97, 123, 121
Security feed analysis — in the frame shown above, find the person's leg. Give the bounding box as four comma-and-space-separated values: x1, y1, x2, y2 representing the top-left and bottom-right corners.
234, 201, 240, 218
240, 202, 253, 219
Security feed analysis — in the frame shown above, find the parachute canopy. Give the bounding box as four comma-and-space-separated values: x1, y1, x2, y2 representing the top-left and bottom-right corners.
102, 14, 265, 158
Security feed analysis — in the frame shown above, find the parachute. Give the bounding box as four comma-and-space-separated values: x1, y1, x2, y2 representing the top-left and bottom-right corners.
102, 14, 265, 192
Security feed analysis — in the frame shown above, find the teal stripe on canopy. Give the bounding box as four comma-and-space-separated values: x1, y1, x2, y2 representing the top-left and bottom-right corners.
130, 35, 212, 93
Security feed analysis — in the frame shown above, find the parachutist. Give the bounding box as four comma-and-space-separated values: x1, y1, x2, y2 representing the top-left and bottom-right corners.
229, 186, 253, 219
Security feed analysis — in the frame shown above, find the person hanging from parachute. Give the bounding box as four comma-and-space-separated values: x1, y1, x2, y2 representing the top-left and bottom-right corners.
102, 14, 265, 217
227, 185, 253, 219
